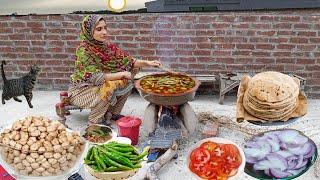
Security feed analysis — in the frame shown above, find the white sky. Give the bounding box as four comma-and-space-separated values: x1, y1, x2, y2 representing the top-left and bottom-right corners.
0, 0, 154, 15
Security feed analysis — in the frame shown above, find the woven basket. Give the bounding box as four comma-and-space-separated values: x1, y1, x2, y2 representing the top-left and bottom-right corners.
135, 73, 201, 106
84, 164, 139, 180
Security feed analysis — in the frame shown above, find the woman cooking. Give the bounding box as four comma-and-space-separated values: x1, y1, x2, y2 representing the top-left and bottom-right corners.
69, 15, 161, 125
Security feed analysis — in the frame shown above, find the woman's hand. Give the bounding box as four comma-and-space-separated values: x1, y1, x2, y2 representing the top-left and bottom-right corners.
147, 60, 162, 67
105, 71, 132, 81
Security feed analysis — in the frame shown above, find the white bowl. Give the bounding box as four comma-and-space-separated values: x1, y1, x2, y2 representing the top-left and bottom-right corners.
0, 125, 89, 180
187, 137, 246, 180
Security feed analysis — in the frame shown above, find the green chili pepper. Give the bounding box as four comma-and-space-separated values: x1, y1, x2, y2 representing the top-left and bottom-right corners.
93, 147, 107, 170
98, 147, 134, 168
100, 154, 132, 171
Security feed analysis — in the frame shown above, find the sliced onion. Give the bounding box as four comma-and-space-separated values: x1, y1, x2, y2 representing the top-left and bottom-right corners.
266, 138, 280, 152
266, 154, 288, 171
278, 130, 299, 144
270, 168, 292, 178
295, 156, 308, 169
275, 150, 293, 158
264, 169, 271, 177
304, 143, 316, 159
244, 147, 270, 160
287, 156, 298, 170
246, 156, 258, 164
253, 160, 274, 170
289, 142, 312, 155
288, 166, 306, 175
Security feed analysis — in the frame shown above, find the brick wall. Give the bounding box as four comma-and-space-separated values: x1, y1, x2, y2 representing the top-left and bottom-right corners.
0, 10, 319, 97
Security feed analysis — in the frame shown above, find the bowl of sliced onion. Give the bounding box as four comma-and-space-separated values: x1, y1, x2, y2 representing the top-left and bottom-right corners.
244, 129, 318, 180
187, 137, 246, 180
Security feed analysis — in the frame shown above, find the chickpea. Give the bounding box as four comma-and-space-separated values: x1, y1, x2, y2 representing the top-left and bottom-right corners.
15, 143, 22, 150
38, 147, 46, 154
53, 153, 61, 159
31, 162, 40, 169
22, 160, 31, 167
30, 153, 39, 159
53, 145, 62, 153
22, 145, 29, 153
51, 138, 59, 146
13, 150, 20, 156
26, 156, 36, 163
48, 158, 57, 165
19, 153, 27, 160
35, 167, 45, 173
47, 167, 55, 173
42, 161, 51, 169
13, 156, 22, 163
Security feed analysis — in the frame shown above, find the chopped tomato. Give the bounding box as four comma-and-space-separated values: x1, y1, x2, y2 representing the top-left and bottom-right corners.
221, 144, 242, 169
200, 141, 219, 152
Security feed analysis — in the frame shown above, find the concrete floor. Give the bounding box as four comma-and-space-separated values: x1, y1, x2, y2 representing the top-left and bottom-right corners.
0, 91, 319, 180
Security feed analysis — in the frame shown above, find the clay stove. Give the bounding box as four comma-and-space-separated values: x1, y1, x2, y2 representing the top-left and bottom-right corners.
135, 74, 200, 149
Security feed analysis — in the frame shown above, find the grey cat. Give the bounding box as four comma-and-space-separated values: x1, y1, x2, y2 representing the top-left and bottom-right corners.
1, 61, 41, 108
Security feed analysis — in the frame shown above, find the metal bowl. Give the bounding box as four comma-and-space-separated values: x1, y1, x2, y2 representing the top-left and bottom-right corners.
135, 73, 201, 106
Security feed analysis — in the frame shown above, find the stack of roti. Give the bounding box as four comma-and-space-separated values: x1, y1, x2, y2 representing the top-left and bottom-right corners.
242, 71, 300, 121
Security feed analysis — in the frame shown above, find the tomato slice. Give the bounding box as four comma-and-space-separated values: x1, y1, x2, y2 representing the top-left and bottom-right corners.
190, 147, 211, 164
220, 144, 242, 169
200, 141, 219, 152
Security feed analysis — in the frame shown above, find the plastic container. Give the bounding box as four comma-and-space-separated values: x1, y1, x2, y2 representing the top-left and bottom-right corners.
116, 116, 142, 145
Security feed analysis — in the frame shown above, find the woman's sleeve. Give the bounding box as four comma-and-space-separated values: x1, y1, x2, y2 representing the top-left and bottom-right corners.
71, 46, 105, 85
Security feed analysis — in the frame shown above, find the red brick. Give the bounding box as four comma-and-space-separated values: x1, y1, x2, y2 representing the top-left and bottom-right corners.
256, 44, 275, 50
52, 54, 69, 59
34, 54, 52, 59
277, 31, 295, 36
159, 44, 176, 49
260, 16, 276, 21
273, 23, 292, 29
231, 23, 249, 28
215, 44, 235, 49
199, 16, 216, 23
269, 38, 289, 43
190, 37, 209, 42
179, 16, 196, 21
156, 50, 175, 56
211, 23, 230, 29
65, 29, 78, 34
119, 30, 139, 35
139, 30, 154, 35
310, 38, 320, 43
245, 64, 265, 71
197, 43, 212, 49
235, 30, 255, 36
219, 15, 235, 22
177, 30, 195, 36
64, 15, 82, 21
249, 37, 268, 43
252, 51, 270, 56
140, 43, 157, 48
121, 43, 138, 48
135, 37, 152, 42
284, 64, 304, 71
296, 59, 316, 64
277, 44, 295, 50
251, 23, 272, 29
18, 54, 34, 59
257, 31, 276, 36
170, 63, 187, 69
194, 24, 210, 29
29, 47, 45, 53
45, 60, 62, 66
196, 30, 214, 36
48, 15, 64, 21
193, 50, 211, 56
180, 57, 196, 63
47, 48, 63, 53
0, 28, 13, 33
296, 45, 316, 51
27, 34, 42, 39
0, 22, 8, 27
44, 35, 61, 40
216, 58, 234, 63
116, 36, 134, 41
121, 16, 139, 21
236, 44, 254, 50
48, 41, 65, 47
208, 64, 226, 70
280, 16, 300, 22
294, 23, 311, 29
30, 15, 48, 21
232, 51, 251, 56
240, 16, 257, 22
2, 53, 17, 59
27, 22, 43, 27
177, 44, 196, 49
157, 16, 177, 22
176, 50, 193, 56
0, 47, 14, 52
155, 37, 172, 42
135, 23, 153, 29
276, 58, 296, 64
62, 35, 78, 40
158, 30, 175, 36
213, 51, 231, 56
298, 31, 317, 37
265, 64, 284, 71
256, 58, 275, 64
273, 52, 292, 57
290, 38, 308, 43
10, 22, 26, 27
188, 64, 206, 69
14, 28, 31, 33
30, 28, 46, 33
234, 58, 254, 64
227, 64, 246, 70
139, 49, 155, 55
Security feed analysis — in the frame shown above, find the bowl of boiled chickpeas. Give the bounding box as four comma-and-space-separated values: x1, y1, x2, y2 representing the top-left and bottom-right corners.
0, 116, 89, 179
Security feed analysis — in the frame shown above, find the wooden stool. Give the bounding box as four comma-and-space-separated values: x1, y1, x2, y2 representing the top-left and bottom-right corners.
218, 73, 244, 105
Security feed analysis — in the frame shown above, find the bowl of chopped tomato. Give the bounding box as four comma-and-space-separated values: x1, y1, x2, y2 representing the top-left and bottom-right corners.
187, 137, 246, 180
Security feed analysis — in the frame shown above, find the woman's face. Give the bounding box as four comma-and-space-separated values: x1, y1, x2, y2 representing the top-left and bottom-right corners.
93, 20, 108, 42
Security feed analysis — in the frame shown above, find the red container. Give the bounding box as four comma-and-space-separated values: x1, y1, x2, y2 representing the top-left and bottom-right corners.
116, 116, 142, 145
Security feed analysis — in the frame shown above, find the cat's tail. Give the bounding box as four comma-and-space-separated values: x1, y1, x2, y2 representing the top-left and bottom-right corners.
1, 60, 7, 82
